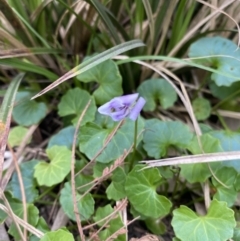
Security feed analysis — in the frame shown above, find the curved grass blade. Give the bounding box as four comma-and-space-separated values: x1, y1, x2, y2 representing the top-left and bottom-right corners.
116, 55, 240, 81
31, 39, 145, 99
0, 58, 58, 80
0, 0, 33, 46
90, 0, 121, 44
0, 73, 24, 181
0, 47, 63, 59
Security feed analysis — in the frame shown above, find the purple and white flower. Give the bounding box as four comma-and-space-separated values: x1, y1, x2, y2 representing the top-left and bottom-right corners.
98, 93, 146, 121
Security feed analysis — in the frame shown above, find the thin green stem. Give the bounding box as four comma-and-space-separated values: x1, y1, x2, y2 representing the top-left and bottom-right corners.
129, 118, 138, 170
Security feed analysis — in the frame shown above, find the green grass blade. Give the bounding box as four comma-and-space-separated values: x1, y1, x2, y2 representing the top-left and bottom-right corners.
142, 0, 155, 53
115, 55, 240, 81
0, 47, 63, 59
31, 39, 145, 99
0, 59, 58, 80
90, 0, 121, 44
12, 8, 50, 48
0, 0, 32, 45
0, 73, 24, 123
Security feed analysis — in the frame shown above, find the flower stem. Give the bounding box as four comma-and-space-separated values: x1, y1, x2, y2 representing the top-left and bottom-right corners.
129, 118, 138, 170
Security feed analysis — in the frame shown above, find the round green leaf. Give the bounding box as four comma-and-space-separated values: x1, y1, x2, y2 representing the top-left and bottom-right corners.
13, 91, 47, 126
79, 118, 144, 163
8, 126, 31, 146
60, 182, 94, 221
189, 36, 240, 86
48, 126, 75, 149
210, 131, 240, 171
106, 167, 126, 201
209, 81, 240, 100
145, 218, 166, 235
77, 58, 123, 104
40, 229, 74, 241
180, 134, 222, 183
212, 167, 238, 207
172, 200, 236, 241
8, 160, 39, 203
125, 165, 172, 218
137, 78, 177, 111
192, 97, 211, 120
143, 119, 193, 158
58, 88, 96, 125
34, 146, 71, 186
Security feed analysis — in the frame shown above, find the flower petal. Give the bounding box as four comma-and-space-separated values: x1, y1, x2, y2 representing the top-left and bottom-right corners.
116, 93, 139, 106
111, 108, 129, 121
98, 102, 112, 115
129, 97, 146, 121
98, 98, 122, 115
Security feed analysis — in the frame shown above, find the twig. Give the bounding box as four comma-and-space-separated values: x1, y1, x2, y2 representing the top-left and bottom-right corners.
88, 199, 128, 241
105, 216, 139, 241
141, 151, 240, 167
0, 202, 44, 238
0, 190, 26, 241
8, 144, 28, 240
71, 100, 92, 241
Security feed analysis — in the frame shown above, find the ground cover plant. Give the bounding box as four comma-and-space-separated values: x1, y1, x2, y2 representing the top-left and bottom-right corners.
1, 0, 240, 240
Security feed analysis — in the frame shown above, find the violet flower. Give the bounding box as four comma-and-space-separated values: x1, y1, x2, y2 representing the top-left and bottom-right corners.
98, 93, 146, 121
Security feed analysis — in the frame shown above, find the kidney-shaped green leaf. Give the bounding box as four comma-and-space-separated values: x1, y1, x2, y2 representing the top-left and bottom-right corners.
8, 126, 31, 147
48, 126, 75, 149
180, 134, 222, 183
143, 119, 193, 158
210, 130, 240, 171
34, 146, 71, 186
137, 78, 177, 111
189, 36, 240, 86
79, 118, 144, 163
192, 97, 211, 121
60, 182, 94, 221
172, 200, 236, 241
58, 88, 96, 125
77, 58, 123, 105
125, 165, 172, 218
8, 160, 39, 203
212, 167, 238, 207
106, 167, 126, 201
209, 81, 240, 100
13, 91, 47, 126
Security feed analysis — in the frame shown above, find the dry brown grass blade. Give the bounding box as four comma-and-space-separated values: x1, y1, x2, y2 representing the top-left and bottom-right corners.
141, 151, 240, 167
142, 0, 155, 54
0, 0, 35, 46
153, 1, 177, 56
88, 199, 128, 241
167, 0, 236, 57
0, 201, 44, 238
197, 0, 240, 46
0, 190, 26, 241
8, 144, 28, 240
